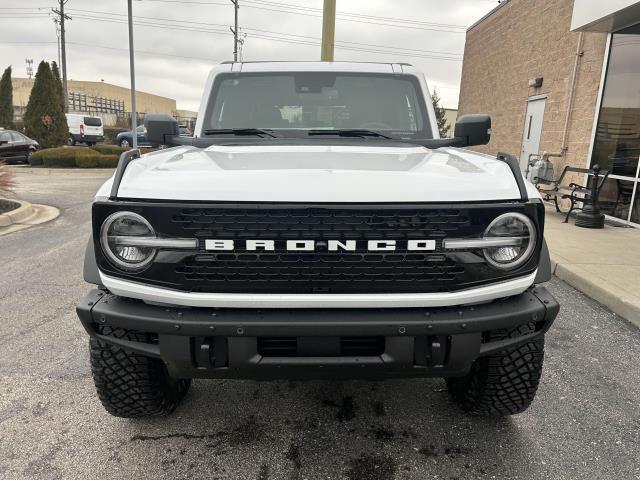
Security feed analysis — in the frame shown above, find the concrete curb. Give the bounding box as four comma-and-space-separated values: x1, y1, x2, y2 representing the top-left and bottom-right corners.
550, 254, 640, 329
0, 198, 60, 236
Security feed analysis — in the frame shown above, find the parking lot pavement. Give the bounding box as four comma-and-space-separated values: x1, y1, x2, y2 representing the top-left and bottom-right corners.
1, 169, 639, 480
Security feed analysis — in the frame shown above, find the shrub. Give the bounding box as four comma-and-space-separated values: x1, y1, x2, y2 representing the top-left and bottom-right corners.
103, 126, 127, 145
0, 66, 14, 129
97, 154, 119, 168
76, 155, 99, 168
91, 145, 128, 155
23, 61, 68, 148
29, 146, 112, 168
43, 153, 76, 168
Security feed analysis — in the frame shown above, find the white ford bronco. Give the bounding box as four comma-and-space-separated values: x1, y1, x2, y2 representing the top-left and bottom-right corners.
77, 61, 558, 418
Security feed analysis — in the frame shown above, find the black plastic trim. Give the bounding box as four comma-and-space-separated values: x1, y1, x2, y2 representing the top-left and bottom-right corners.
534, 239, 552, 284
109, 149, 140, 200
82, 233, 103, 286
76, 286, 559, 379
497, 151, 528, 202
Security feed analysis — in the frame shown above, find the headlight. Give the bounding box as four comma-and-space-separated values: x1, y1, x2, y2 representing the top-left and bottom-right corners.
100, 211, 157, 271
482, 212, 536, 270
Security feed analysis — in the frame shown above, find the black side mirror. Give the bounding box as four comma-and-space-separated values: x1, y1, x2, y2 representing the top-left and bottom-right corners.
454, 114, 491, 147
144, 113, 179, 146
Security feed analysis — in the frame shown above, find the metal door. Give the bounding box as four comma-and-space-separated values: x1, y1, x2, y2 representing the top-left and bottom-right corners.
520, 97, 547, 170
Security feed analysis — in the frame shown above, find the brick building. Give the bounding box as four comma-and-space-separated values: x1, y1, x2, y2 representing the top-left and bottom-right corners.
458, 0, 640, 226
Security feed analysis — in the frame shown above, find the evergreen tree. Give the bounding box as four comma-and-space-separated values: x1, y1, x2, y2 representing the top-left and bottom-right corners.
51, 61, 66, 113
24, 61, 68, 148
432, 89, 451, 138
0, 66, 14, 129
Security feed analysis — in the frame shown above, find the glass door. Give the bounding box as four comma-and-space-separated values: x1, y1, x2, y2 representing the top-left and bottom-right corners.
590, 24, 640, 225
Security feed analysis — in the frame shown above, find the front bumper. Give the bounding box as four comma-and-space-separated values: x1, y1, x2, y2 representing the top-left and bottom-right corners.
76, 286, 559, 380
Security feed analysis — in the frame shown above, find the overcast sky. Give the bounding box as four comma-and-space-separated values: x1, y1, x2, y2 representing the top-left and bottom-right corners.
0, 0, 498, 111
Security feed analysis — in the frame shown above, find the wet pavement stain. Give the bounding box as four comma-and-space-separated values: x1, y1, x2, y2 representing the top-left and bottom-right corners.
256, 463, 270, 480
322, 396, 357, 421
346, 454, 397, 480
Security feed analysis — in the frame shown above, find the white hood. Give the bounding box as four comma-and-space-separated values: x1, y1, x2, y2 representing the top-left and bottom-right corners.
98, 145, 539, 202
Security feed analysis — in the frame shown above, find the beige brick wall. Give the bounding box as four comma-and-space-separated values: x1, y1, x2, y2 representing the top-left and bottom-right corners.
12, 78, 176, 114
458, 0, 608, 177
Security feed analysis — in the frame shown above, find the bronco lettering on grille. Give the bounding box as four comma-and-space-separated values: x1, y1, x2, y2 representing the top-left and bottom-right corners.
204, 239, 436, 252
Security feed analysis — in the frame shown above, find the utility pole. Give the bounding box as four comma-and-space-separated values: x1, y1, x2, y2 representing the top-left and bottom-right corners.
321, 0, 336, 61
127, 0, 138, 149
230, 0, 239, 62
52, 1, 71, 112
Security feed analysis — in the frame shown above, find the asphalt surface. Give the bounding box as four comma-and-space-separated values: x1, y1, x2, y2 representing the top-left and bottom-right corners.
1, 168, 639, 480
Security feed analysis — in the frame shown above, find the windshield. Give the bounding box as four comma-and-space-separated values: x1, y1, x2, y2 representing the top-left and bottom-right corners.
203, 72, 432, 139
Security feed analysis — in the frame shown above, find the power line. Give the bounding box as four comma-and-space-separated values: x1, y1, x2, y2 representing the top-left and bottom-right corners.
65, 8, 463, 57
140, 0, 468, 33
69, 14, 463, 60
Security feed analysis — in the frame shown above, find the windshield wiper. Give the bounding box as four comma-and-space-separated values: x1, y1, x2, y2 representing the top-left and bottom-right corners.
203, 128, 280, 138
307, 129, 393, 139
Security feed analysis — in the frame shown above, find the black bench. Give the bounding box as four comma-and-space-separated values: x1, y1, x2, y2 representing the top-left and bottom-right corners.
539, 165, 610, 223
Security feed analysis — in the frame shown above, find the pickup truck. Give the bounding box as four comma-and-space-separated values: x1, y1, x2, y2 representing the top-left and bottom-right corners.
77, 61, 558, 418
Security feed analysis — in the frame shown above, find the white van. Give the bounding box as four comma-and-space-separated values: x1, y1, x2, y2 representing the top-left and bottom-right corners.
66, 114, 104, 146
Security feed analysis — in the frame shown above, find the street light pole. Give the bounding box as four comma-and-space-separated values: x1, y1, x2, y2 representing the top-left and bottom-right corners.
127, 0, 138, 149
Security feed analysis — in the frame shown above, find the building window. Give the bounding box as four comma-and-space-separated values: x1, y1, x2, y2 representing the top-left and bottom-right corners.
590, 23, 640, 224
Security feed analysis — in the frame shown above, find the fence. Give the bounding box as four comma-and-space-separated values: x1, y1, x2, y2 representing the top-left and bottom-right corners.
68, 92, 126, 115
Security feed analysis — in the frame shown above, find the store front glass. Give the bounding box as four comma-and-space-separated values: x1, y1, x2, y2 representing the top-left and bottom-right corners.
590, 24, 640, 224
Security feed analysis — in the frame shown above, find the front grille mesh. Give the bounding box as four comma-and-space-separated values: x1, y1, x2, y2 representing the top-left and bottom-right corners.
171, 207, 470, 294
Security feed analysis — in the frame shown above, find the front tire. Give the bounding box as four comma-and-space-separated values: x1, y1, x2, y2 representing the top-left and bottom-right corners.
90, 326, 191, 418
446, 323, 545, 416
119, 139, 130, 148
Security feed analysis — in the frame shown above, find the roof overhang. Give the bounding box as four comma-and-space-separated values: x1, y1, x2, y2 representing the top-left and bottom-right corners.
571, 0, 640, 32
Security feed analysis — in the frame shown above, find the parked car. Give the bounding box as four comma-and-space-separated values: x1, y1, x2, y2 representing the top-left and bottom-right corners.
78, 61, 558, 419
115, 125, 155, 148
66, 114, 104, 146
0, 128, 40, 164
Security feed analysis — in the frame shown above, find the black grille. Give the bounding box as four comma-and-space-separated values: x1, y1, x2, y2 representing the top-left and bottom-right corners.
257, 336, 385, 357
172, 207, 470, 294
93, 202, 543, 294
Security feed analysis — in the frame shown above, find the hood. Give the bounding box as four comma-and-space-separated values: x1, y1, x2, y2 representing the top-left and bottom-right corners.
98, 144, 538, 202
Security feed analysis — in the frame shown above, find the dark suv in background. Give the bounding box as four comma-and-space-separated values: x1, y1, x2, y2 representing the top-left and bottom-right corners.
0, 129, 40, 164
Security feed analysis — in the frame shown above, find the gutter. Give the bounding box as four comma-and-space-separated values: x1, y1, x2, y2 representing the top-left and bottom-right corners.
561, 32, 585, 154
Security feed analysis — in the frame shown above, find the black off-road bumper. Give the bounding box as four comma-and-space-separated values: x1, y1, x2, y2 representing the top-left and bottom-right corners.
76, 287, 559, 380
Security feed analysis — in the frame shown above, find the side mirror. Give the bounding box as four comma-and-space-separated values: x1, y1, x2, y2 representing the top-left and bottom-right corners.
144, 113, 179, 146
453, 114, 491, 147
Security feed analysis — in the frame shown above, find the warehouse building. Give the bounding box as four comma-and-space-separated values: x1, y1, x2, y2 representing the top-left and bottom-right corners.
458, 0, 640, 225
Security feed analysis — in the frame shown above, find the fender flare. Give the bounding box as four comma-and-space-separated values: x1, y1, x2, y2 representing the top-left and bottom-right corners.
534, 239, 552, 284
83, 234, 104, 286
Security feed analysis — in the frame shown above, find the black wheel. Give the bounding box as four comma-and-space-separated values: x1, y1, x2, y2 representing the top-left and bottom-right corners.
90, 326, 191, 418
446, 323, 545, 416
67, 135, 76, 146
119, 139, 130, 148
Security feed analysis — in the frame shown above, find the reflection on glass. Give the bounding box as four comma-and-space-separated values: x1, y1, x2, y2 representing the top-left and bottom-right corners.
591, 24, 640, 222
597, 178, 639, 223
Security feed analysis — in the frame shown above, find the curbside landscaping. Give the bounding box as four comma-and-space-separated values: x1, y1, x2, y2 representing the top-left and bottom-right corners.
0, 198, 60, 235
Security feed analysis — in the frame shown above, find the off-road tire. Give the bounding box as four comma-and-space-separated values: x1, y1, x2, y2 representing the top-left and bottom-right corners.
90, 326, 191, 418
446, 323, 544, 416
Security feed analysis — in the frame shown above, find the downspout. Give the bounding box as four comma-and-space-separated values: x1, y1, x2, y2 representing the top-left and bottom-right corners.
561, 32, 585, 154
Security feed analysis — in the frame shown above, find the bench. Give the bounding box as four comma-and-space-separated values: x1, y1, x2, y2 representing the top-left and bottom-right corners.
538, 165, 610, 223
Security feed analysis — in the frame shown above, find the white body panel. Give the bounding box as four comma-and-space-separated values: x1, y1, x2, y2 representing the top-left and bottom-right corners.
99, 271, 538, 309
96, 144, 540, 202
